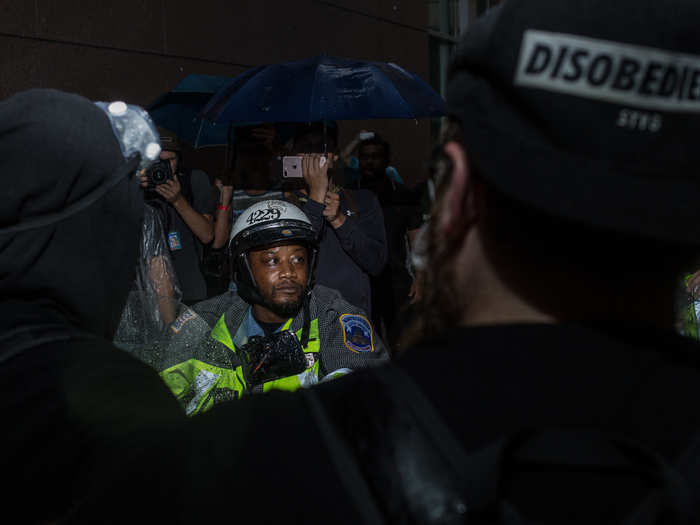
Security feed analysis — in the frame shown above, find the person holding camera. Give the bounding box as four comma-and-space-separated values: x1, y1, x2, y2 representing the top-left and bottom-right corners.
139, 127, 215, 305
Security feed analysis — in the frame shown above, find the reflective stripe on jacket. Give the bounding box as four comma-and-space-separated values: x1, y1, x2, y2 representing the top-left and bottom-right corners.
160, 316, 320, 415
158, 285, 389, 416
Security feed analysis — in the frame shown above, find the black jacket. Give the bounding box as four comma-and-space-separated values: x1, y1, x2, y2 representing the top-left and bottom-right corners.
0, 89, 190, 523
194, 322, 700, 523
298, 189, 387, 316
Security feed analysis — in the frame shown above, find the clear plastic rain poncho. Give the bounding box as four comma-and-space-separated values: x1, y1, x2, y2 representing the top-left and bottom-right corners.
94, 100, 186, 352
113, 203, 184, 352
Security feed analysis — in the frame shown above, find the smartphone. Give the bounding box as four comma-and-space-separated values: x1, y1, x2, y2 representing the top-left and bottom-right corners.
282, 156, 303, 178
359, 131, 375, 140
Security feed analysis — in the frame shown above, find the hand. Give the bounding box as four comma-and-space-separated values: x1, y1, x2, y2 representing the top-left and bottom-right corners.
408, 272, 425, 305
688, 270, 700, 297
301, 154, 330, 203
342, 131, 370, 161
323, 191, 346, 229
137, 169, 149, 188
155, 174, 184, 205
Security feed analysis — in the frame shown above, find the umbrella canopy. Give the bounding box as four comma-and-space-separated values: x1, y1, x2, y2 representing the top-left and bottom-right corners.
147, 74, 233, 148
200, 56, 446, 125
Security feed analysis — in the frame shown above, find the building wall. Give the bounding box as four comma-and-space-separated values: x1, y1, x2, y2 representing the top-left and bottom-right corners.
0, 0, 434, 186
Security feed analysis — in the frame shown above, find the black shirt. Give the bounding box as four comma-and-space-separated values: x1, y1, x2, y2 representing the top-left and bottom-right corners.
163, 169, 215, 303
200, 321, 700, 523
369, 323, 700, 522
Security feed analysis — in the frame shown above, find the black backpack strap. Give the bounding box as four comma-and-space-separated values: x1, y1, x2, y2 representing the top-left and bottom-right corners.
508, 429, 693, 525
0, 323, 83, 365
301, 387, 386, 525
368, 365, 491, 523
624, 428, 700, 525
676, 430, 700, 520
306, 363, 700, 524
370, 366, 698, 525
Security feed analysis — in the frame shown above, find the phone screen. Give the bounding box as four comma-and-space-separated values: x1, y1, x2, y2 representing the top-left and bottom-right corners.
282, 156, 304, 178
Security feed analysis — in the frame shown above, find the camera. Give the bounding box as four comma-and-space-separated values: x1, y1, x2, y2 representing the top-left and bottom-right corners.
145, 159, 173, 187
239, 331, 308, 386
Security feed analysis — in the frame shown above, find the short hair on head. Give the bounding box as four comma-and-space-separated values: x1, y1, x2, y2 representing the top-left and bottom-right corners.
157, 126, 182, 152
292, 121, 339, 148
359, 134, 390, 160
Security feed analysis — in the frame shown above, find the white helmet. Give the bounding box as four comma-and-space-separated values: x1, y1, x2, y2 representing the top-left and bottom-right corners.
229, 200, 318, 305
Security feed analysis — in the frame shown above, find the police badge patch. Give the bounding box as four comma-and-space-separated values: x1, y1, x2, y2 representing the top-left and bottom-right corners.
170, 308, 198, 334
339, 314, 374, 353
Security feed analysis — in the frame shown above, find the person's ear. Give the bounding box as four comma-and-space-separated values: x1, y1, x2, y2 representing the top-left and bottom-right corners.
436, 141, 479, 240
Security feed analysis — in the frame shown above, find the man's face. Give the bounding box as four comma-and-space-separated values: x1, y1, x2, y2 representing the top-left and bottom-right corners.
160, 150, 178, 174
358, 143, 389, 181
248, 243, 309, 317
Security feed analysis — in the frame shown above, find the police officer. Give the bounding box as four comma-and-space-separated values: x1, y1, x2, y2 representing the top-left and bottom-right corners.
155, 199, 389, 415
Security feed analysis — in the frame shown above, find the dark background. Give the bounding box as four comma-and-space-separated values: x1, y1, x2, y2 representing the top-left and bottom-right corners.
0, 0, 450, 186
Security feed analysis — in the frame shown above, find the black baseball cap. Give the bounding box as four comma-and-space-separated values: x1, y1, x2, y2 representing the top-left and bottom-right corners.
157, 126, 182, 152
447, 0, 700, 245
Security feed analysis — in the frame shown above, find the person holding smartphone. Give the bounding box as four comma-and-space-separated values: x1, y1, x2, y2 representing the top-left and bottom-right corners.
286, 122, 388, 322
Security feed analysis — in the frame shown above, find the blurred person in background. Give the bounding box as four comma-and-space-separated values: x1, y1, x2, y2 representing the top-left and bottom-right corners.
209, 124, 289, 295
139, 127, 215, 304
341, 128, 404, 187
287, 122, 387, 321
349, 132, 423, 342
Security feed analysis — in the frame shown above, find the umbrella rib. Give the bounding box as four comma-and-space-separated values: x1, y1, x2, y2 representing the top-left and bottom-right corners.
375, 63, 416, 120
310, 56, 325, 123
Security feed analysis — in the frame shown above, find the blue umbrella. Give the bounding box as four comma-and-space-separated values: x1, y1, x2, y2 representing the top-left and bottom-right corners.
200, 56, 446, 125
147, 73, 234, 148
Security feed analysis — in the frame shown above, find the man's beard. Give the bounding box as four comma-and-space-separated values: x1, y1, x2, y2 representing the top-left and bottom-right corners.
399, 218, 465, 348
261, 284, 306, 319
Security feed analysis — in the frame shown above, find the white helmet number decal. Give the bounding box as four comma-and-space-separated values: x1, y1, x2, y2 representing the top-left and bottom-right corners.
246, 207, 282, 225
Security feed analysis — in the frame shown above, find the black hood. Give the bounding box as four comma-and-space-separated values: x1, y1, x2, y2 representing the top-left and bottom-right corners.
0, 89, 144, 339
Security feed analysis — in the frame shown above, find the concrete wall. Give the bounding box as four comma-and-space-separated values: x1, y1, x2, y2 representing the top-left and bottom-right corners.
0, 0, 435, 186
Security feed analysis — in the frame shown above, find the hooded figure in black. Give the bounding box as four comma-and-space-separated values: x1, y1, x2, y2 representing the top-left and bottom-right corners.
0, 89, 189, 523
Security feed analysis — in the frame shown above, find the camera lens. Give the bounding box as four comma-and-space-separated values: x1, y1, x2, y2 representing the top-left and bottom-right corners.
151, 169, 167, 184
